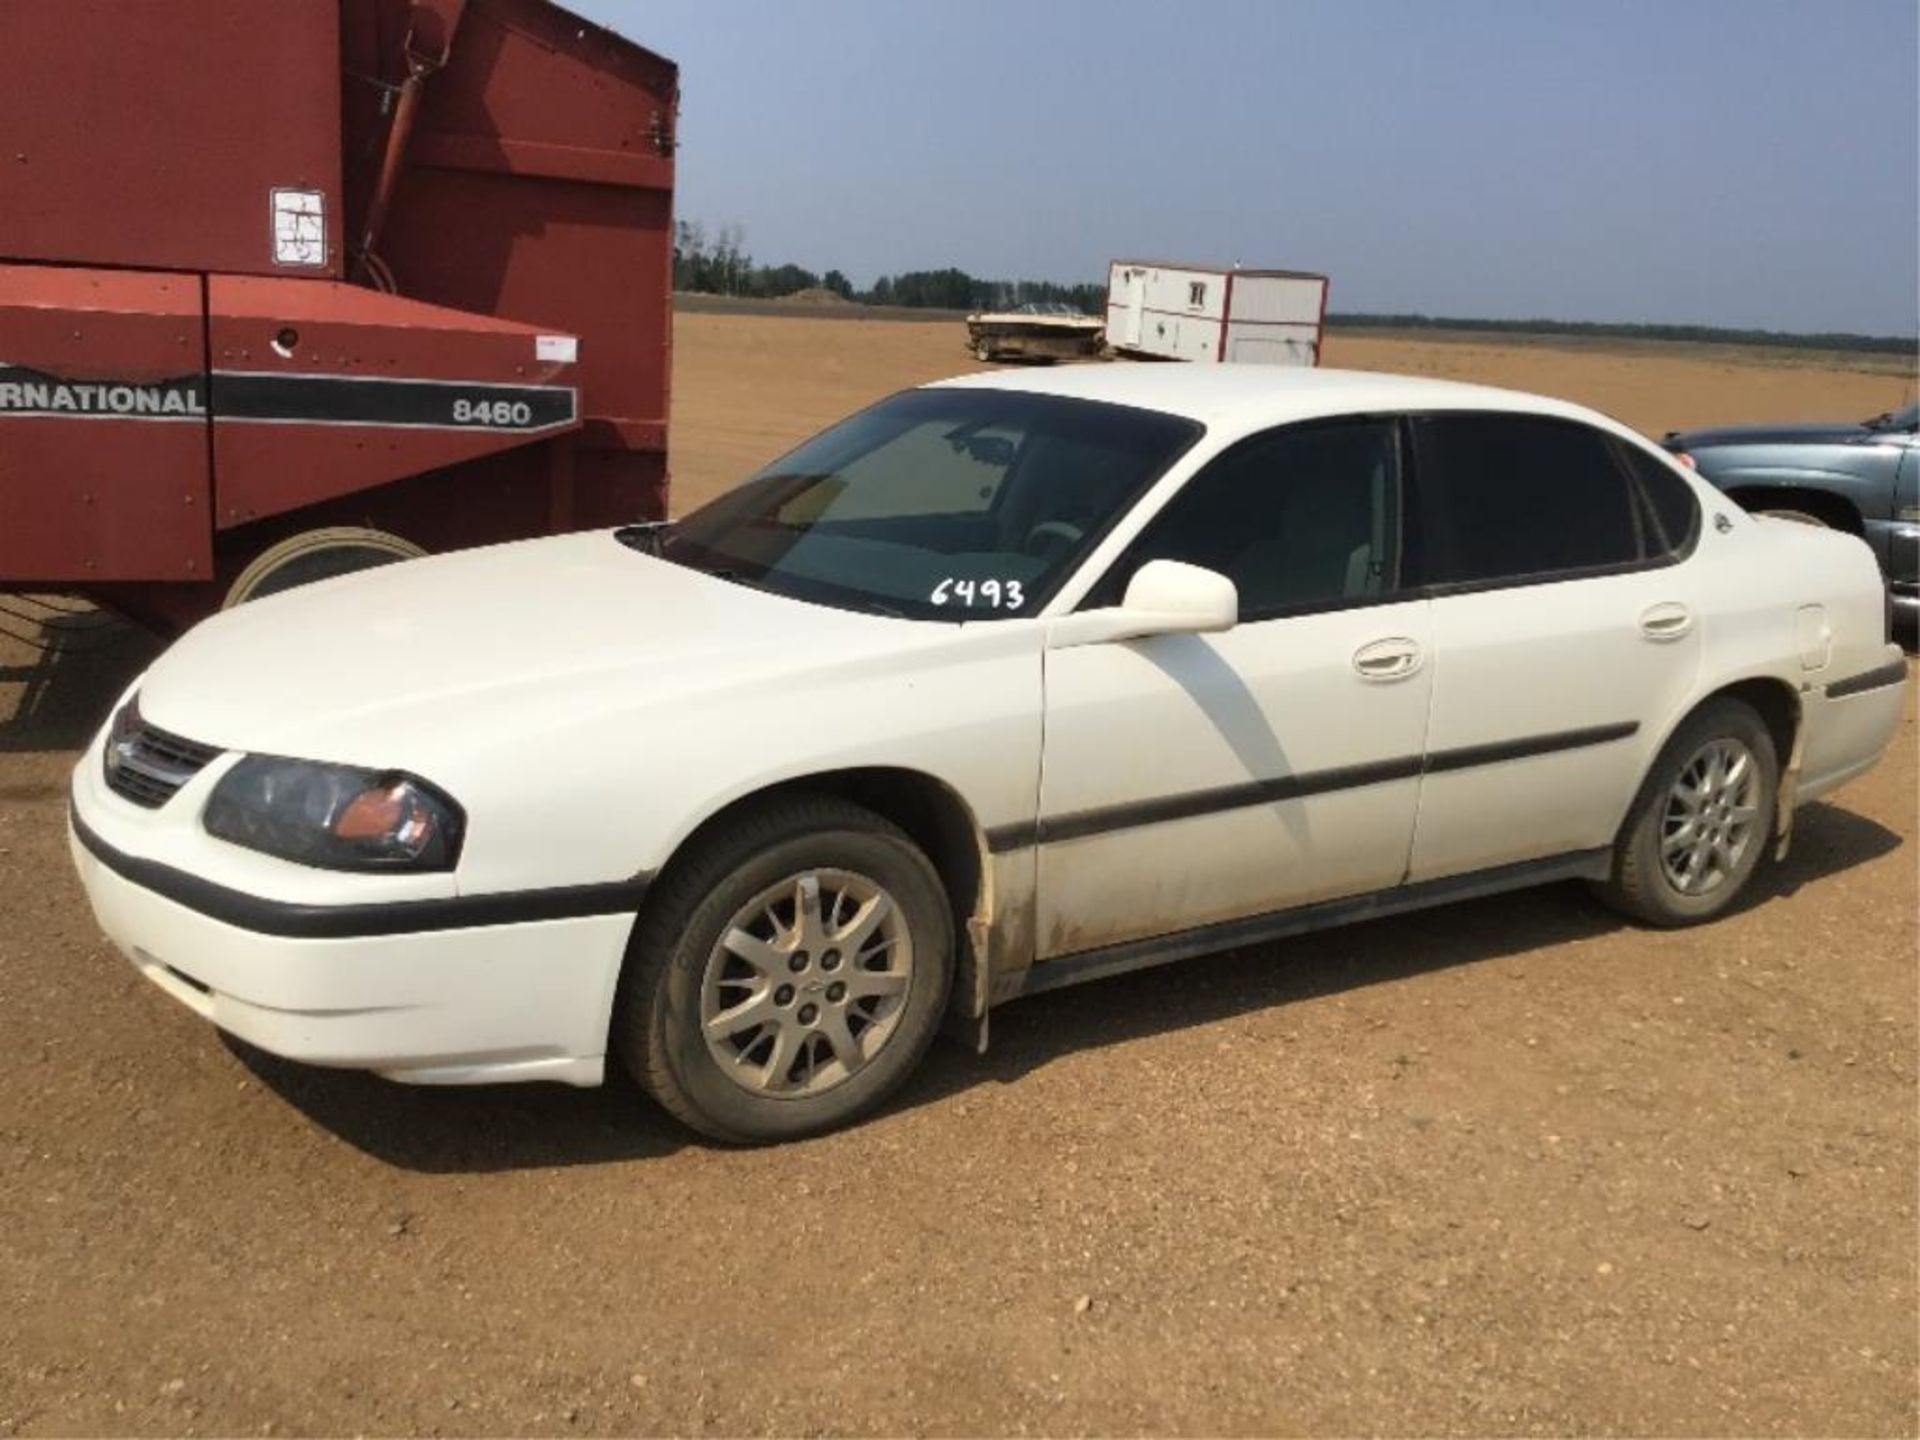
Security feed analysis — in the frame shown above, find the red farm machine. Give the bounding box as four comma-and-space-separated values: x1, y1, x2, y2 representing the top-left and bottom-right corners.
0, 0, 677, 632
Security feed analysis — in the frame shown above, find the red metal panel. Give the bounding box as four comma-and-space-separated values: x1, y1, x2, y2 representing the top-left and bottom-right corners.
206, 275, 584, 526
1, 0, 676, 626
353, 0, 677, 524
0, 2, 344, 279
0, 266, 211, 582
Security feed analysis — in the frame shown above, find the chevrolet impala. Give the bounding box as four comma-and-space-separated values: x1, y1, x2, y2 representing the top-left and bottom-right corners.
69, 367, 1907, 1141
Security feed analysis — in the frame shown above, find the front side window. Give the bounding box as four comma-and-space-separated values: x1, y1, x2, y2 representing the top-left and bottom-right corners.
1086, 419, 1402, 619
649, 389, 1201, 620
1408, 414, 1648, 587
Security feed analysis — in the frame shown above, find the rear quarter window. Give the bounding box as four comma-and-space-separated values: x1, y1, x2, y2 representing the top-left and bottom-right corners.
1613, 440, 1701, 556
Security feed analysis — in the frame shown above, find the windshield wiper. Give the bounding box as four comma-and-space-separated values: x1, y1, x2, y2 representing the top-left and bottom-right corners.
614, 520, 675, 555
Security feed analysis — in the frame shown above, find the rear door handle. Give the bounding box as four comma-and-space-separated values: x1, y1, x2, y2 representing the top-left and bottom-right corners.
1638, 601, 1695, 642
1353, 636, 1423, 681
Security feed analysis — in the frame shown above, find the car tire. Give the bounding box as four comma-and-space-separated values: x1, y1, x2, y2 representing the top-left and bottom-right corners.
975, 338, 994, 363
614, 794, 953, 1144
1593, 698, 1778, 927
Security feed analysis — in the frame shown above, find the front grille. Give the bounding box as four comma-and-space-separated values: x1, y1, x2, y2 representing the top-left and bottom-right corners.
104, 713, 223, 809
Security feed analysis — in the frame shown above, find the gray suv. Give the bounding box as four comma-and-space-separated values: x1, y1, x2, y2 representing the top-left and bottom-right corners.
1664, 400, 1918, 634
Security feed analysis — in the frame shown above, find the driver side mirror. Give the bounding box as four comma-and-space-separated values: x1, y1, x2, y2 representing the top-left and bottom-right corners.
1047, 559, 1239, 649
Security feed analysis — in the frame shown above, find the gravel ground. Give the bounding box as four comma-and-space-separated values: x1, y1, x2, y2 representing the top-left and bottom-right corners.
1, 320, 1914, 1436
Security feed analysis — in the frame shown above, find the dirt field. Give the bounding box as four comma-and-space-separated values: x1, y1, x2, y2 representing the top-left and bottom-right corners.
667, 311, 1916, 512
2, 314, 1915, 1437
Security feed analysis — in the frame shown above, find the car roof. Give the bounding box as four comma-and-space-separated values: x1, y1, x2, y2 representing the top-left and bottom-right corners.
928, 363, 1607, 433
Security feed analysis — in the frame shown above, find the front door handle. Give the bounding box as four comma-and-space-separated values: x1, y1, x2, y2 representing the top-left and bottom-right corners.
1353, 636, 1423, 682
1638, 601, 1695, 643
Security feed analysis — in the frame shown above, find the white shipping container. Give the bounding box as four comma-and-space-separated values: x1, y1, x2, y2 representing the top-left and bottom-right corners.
1106, 260, 1329, 365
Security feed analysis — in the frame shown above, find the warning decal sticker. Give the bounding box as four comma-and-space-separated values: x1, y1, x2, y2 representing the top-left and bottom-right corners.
271, 188, 328, 267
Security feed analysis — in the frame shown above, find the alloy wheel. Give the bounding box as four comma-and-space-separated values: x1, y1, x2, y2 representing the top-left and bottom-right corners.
699, 869, 913, 1098
1659, 737, 1761, 896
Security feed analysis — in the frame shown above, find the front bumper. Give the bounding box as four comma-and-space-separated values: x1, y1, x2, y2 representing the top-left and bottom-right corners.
69, 809, 637, 1088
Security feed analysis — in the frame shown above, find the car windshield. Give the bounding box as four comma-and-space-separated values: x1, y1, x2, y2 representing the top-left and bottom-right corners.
1865, 399, 1918, 432
645, 388, 1201, 620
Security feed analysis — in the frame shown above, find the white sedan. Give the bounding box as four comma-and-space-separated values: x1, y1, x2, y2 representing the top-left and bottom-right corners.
69, 366, 1906, 1142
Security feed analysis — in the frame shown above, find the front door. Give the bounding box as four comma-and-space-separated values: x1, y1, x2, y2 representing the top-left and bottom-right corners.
1034, 418, 1433, 960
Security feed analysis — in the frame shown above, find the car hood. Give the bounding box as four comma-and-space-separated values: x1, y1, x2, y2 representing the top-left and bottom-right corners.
1665, 421, 1876, 450
134, 530, 941, 764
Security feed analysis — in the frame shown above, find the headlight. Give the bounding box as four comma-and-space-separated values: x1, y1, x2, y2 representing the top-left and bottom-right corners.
204, 756, 465, 871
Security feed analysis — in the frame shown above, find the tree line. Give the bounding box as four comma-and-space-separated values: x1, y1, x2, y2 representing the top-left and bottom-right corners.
673, 222, 1915, 353
866, 270, 1106, 313
1330, 312, 1913, 355
673, 223, 1100, 312
672, 222, 856, 302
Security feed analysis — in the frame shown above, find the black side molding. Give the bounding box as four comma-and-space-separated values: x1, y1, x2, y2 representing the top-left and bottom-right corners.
984, 820, 1041, 854
1010, 847, 1613, 999
1421, 721, 1638, 775
1040, 752, 1426, 845
989, 721, 1639, 852
70, 805, 650, 940
1825, 658, 1908, 700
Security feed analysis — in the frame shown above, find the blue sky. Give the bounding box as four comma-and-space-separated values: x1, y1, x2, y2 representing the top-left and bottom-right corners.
573, 0, 1918, 335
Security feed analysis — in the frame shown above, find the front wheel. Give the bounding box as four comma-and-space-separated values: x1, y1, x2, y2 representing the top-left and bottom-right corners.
1593, 698, 1778, 926
614, 795, 953, 1143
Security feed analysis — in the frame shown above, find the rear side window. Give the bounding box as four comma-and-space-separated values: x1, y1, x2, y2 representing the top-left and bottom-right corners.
1409, 414, 1645, 587
1614, 440, 1700, 556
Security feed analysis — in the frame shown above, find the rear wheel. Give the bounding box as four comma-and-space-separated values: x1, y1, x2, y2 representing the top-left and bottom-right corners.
224, 526, 424, 606
974, 337, 994, 363
615, 795, 953, 1143
1593, 698, 1778, 926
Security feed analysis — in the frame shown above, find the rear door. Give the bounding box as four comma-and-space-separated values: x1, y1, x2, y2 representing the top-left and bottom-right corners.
1403, 413, 1704, 881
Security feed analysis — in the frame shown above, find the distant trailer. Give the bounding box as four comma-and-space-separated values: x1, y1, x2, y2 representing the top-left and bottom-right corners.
1106, 261, 1328, 365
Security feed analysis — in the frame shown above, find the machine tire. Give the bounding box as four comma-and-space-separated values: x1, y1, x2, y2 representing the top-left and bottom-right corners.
974, 337, 995, 363
614, 794, 953, 1144
1592, 698, 1778, 928
224, 527, 425, 607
